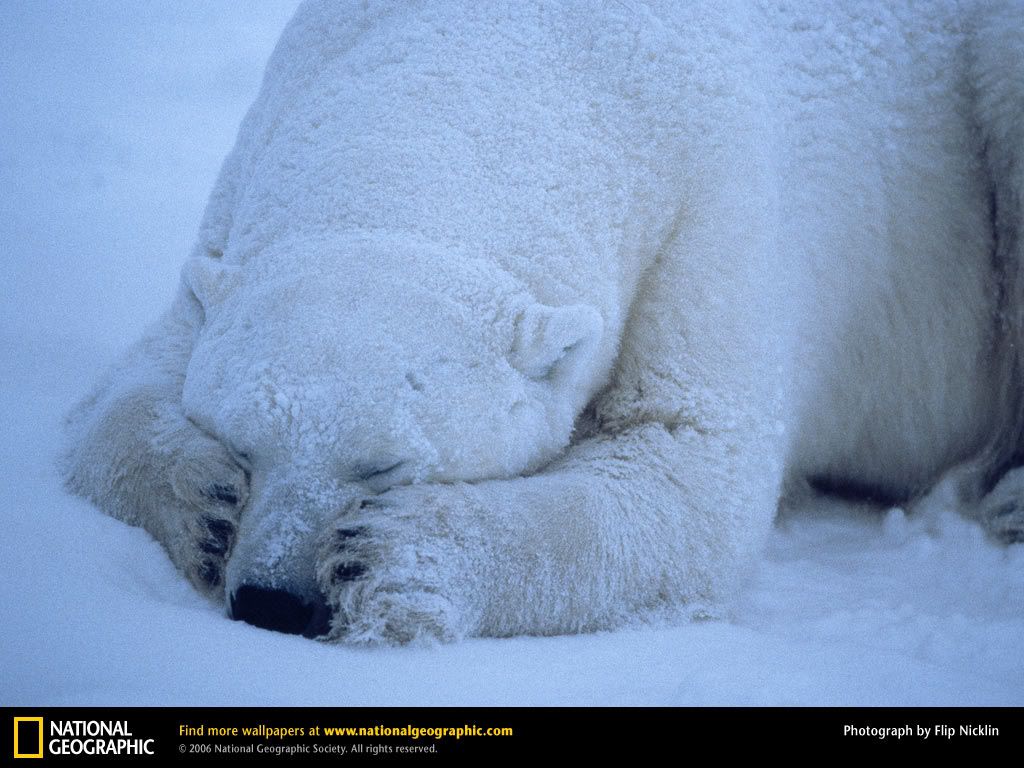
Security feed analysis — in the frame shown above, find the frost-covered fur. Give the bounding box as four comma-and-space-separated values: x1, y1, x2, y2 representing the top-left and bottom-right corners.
62, 0, 1024, 644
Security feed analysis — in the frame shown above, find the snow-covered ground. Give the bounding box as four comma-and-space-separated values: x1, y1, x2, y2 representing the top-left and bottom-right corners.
2, 1, 1021, 707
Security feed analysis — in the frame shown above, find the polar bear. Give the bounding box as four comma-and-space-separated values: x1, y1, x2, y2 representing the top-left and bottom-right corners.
62, 0, 1024, 643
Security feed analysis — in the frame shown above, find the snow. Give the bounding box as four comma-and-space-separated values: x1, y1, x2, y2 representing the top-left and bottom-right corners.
2, 1, 1022, 706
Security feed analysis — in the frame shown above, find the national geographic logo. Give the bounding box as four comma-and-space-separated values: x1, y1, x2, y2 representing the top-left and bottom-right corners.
13, 717, 43, 759
12, 717, 156, 758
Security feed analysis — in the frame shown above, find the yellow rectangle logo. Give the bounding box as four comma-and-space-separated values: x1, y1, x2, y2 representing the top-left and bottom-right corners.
13, 717, 43, 759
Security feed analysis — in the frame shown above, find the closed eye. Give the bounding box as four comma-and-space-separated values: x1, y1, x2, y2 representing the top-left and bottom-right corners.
353, 460, 408, 483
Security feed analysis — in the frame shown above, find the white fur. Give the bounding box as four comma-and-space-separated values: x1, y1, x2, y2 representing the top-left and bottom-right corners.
63, 0, 1024, 643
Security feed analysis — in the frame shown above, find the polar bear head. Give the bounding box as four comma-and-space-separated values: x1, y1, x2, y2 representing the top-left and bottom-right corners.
179, 235, 603, 627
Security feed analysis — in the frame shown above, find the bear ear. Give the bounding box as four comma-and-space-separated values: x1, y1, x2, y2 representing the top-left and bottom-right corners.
182, 257, 242, 309
511, 303, 603, 381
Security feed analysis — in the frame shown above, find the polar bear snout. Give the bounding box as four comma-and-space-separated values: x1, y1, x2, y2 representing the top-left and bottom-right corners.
221, 467, 360, 637
230, 583, 332, 638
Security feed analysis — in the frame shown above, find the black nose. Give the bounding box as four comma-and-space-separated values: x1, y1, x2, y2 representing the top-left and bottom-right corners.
230, 585, 332, 638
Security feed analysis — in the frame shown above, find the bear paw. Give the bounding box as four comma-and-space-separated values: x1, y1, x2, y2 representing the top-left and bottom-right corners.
166, 428, 249, 596
314, 488, 477, 645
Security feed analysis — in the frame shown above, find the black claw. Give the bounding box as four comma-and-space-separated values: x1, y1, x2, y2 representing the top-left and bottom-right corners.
199, 518, 234, 555
335, 527, 364, 543
199, 539, 227, 556
206, 517, 234, 540
333, 562, 366, 582
207, 484, 240, 506
197, 559, 222, 588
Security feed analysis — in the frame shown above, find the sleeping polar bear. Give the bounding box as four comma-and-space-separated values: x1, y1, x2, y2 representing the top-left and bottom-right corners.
63, 1, 1024, 643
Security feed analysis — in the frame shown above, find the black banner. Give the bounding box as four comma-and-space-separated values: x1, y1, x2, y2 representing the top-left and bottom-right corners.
3, 707, 1021, 762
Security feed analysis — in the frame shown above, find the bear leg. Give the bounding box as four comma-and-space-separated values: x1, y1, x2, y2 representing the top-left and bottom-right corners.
61, 286, 249, 599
